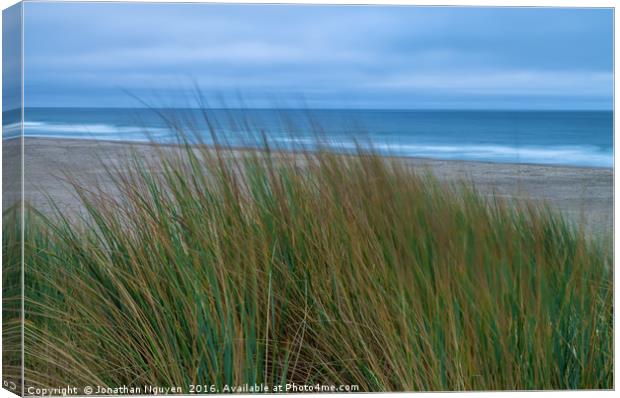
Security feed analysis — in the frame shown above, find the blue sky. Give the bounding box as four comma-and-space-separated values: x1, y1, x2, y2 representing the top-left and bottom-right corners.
22, 2, 613, 109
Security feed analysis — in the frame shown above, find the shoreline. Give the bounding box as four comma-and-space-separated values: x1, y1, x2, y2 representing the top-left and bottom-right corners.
3, 137, 614, 237
4, 135, 613, 170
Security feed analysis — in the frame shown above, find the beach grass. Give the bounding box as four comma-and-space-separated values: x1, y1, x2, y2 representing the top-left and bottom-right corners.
2, 129, 613, 392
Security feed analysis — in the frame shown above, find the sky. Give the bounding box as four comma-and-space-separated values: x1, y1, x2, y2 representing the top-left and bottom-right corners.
2, 2, 21, 112
20, 2, 614, 110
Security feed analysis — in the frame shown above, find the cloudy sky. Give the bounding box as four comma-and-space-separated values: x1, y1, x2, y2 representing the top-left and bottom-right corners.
22, 2, 613, 109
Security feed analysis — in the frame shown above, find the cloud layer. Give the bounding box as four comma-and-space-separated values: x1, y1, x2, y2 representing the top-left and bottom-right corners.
23, 3, 613, 109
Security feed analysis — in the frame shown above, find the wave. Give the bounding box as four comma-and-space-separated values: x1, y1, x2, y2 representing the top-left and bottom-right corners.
359, 142, 611, 167
18, 120, 613, 168
23, 121, 171, 140
269, 137, 613, 168
2, 122, 22, 139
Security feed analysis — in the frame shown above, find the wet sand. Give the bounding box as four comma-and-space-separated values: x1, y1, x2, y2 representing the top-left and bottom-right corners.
3, 137, 613, 237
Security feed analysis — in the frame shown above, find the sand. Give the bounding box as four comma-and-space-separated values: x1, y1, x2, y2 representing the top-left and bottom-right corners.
2, 137, 613, 237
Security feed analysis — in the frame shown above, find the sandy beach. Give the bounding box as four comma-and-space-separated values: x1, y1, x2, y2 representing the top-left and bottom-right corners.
3, 137, 613, 237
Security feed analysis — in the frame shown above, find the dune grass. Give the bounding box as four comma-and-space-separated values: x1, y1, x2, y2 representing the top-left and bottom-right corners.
2, 130, 613, 392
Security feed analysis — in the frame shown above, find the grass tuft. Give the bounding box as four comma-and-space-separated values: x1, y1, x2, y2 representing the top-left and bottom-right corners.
3, 122, 613, 391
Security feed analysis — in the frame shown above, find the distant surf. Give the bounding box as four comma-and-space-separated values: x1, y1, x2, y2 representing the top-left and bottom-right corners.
5, 108, 613, 168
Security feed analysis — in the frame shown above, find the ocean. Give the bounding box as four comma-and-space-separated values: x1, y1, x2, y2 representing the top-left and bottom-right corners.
4, 107, 614, 168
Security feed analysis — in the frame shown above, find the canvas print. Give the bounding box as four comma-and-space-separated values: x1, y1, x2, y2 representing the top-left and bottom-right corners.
2, 1, 614, 394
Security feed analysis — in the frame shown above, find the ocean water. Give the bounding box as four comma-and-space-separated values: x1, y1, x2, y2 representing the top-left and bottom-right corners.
5, 107, 614, 168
